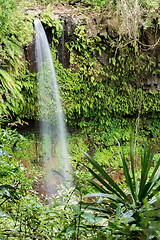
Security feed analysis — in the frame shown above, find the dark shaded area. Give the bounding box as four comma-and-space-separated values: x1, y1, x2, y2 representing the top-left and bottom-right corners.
57, 18, 70, 68
24, 19, 71, 71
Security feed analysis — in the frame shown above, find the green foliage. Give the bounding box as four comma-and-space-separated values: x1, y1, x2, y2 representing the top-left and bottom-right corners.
0, 129, 31, 221
140, 0, 160, 30
0, 131, 160, 239
1, 0, 159, 131
41, 5, 63, 41
82, 139, 160, 239
68, 133, 89, 164
0, 0, 159, 126
0, 131, 96, 239
0, 0, 34, 119
16, 69, 37, 120
0, 0, 160, 238
53, 21, 160, 137
0, 128, 63, 238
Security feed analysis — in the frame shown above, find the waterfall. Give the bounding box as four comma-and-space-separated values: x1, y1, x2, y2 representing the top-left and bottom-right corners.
34, 18, 72, 196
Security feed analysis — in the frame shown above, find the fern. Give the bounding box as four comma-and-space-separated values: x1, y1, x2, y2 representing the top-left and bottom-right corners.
0, 0, 34, 119
0, 69, 23, 101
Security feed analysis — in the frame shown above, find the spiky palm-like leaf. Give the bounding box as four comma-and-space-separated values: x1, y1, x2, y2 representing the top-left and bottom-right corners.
83, 140, 160, 208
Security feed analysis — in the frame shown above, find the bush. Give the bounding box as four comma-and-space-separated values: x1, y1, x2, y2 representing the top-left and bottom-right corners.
82, 138, 160, 239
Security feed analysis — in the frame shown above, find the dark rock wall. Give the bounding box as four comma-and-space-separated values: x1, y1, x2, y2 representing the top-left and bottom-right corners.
25, 2, 160, 91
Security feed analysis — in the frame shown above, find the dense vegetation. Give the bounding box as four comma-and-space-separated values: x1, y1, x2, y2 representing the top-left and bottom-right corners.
0, 0, 160, 239
1, 129, 160, 239
1, 0, 160, 128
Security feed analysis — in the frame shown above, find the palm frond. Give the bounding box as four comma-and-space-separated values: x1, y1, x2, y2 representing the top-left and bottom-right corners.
82, 151, 131, 203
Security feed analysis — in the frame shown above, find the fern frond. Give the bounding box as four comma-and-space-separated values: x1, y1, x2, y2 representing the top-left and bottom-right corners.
0, 69, 23, 101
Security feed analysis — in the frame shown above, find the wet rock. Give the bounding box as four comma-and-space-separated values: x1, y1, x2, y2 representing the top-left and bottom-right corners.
24, 2, 160, 91
25, 39, 36, 73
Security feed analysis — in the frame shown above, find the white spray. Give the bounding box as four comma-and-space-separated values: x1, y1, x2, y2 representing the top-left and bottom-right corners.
34, 18, 72, 195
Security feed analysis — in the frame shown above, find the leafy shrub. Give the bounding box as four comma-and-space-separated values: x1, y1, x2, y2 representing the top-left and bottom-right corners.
0, 0, 34, 119
0, 129, 31, 222
82, 139, 160, 239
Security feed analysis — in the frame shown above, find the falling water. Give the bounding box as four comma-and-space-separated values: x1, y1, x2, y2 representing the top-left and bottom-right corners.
34, 18, 71, 195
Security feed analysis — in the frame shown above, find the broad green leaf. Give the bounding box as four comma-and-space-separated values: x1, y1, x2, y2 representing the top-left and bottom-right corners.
0, 148, 11, 157
65, 226, 76, 235
71, 204, 81, 215
81, 212, 101, 224
0, 188, 10, 197
0, 211, 9, 218
120, 210, 134, 223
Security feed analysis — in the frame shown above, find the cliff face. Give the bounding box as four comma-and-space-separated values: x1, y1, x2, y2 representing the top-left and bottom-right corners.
26, 2, 160, 91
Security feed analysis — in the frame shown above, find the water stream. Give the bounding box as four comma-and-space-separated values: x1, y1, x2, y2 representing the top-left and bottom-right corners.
34, 18, 72, 196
